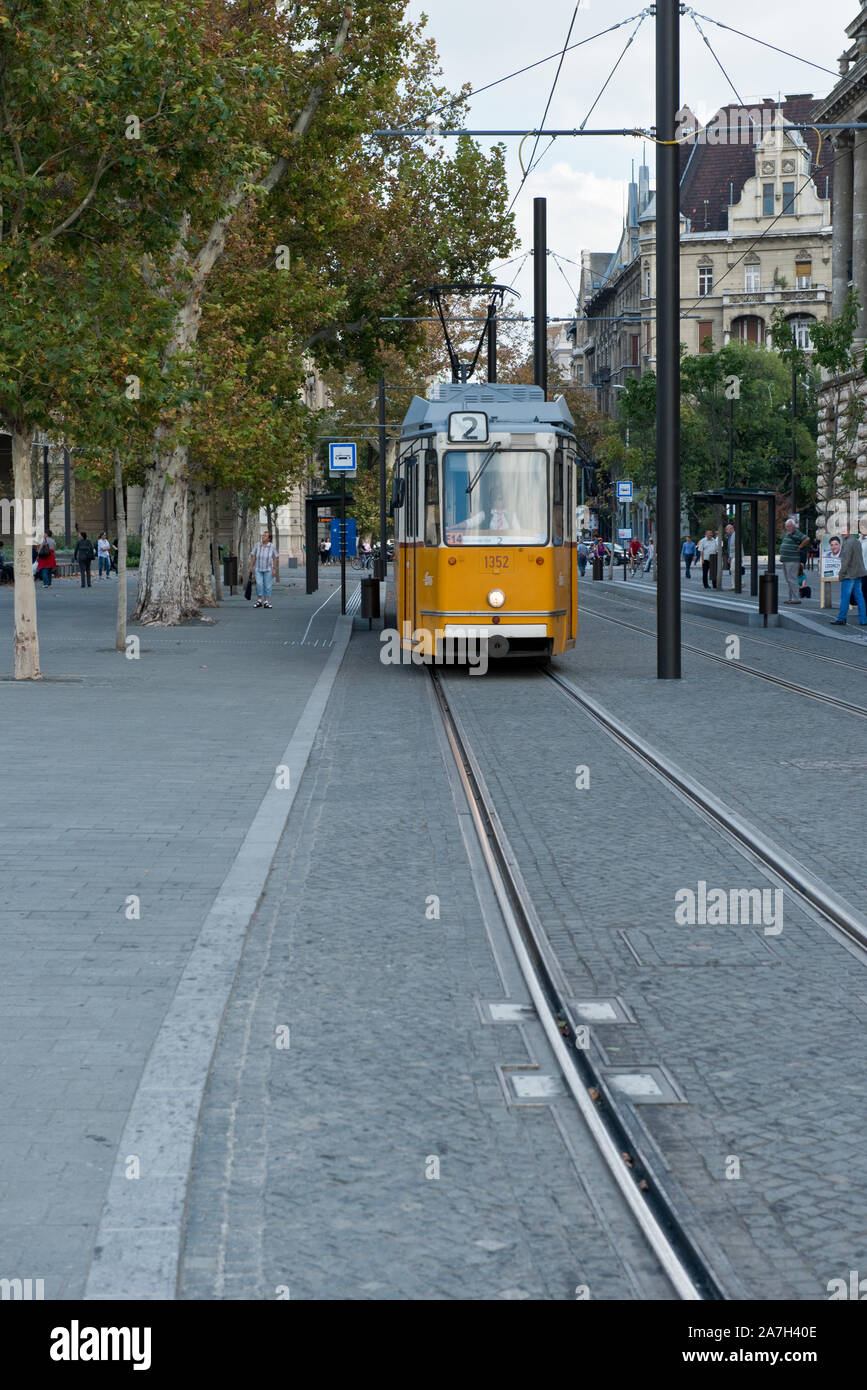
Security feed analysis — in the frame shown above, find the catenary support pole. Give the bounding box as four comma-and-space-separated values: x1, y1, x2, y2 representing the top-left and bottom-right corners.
533, 198, 548, 400
655, 0, 681, 678
487, 301, 497, 383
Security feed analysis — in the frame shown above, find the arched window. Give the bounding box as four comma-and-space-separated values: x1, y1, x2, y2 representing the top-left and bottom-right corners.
731, 314, 765, 345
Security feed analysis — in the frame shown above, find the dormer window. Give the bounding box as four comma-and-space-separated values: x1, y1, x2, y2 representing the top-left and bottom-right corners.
782, 181, 796, 215
762, 183, 775, 216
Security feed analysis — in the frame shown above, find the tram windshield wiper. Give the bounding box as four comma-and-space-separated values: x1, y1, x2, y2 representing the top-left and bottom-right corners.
465, 441, 501, 496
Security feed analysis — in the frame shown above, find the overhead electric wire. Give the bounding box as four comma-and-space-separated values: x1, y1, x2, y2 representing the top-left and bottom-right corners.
508, 4, 581, 213
419, 12, 648, 124
688, 11, 748, 110
578, 12, 648, 136
550, 251, 578, 302
686, 9, 839, 79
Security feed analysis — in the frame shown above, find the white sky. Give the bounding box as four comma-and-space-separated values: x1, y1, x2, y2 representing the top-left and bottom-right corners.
405, 0, 856, 315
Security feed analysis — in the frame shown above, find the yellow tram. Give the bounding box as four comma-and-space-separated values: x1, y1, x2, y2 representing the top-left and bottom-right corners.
391, 382, 579, 661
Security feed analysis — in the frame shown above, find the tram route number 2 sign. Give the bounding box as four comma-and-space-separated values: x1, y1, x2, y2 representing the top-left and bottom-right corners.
448, 411, 488, 443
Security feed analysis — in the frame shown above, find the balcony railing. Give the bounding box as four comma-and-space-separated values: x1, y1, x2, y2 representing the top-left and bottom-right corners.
721, 286, 828, 306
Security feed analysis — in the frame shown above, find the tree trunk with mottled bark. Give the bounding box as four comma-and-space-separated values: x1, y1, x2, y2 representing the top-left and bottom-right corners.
189, 482, 217, 607
212, 488, 223, 602
114, 451, 128, 652
131, 446, 197, 624
11, 428, 41, 679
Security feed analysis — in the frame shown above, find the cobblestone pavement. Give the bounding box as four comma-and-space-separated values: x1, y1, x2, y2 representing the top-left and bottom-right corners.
0, 572, 347, 1297
178, 629, 669, 1301
441, 647, 867, 1299
572, 579, 867, 907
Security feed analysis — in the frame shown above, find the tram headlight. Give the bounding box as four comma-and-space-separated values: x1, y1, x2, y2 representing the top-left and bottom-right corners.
487, 588, 506, 608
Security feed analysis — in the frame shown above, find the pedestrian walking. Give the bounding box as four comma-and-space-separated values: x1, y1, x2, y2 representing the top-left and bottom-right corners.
859, 522, 867, 611
643, 538, 655, 573
681, 535, 696, 577
323, 535, 332, 566
97, 532, 114, 578
73, 531, 94, 587
249, 529, 278, 609
779, 517, 809, 604
698, 529, 718, 588
35, 530, 56, 587
576, 538, 589, 577
830, 528, 867, 626
724, 522, 736, 581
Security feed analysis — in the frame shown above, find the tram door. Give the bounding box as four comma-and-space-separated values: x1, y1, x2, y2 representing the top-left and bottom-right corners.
553, 449, 570, 646
405, 456, 418, 634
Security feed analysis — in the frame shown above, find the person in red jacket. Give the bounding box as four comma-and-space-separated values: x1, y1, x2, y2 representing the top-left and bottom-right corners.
35, 530, 56, 588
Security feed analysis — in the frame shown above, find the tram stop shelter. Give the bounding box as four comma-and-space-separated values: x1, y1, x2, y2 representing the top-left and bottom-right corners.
692, 489, 777, 597
304, 490, 354, 595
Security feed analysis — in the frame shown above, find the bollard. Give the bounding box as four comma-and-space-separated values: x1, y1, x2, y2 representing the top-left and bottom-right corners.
758, 572, 778, 627
360, 575, 380, 628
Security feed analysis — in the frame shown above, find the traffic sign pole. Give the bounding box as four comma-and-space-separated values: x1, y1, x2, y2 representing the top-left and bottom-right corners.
340, 473, 346, 614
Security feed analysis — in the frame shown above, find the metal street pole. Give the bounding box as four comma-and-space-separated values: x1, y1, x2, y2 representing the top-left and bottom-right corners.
63, 446, 71, 545
533, 197, 548, 399
340, 471, 347, 615
42, 442, 49, 534
791, 358, 797, 514
656, 0, 681, 678
378, 376, 387, 593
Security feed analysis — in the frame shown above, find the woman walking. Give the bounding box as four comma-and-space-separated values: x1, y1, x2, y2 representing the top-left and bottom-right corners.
249, 529, 278, 609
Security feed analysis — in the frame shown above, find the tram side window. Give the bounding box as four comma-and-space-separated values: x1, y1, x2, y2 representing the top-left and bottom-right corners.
406, 458, 417, 539
566, 456, 573, 541
552, 452, 564, 546
424, 451, 440, 546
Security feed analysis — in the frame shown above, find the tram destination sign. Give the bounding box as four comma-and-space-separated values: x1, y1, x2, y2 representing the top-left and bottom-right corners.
448, 411, 488, 443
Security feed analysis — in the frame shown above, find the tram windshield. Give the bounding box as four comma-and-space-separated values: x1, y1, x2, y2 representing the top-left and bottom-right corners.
443, 450, 548, 545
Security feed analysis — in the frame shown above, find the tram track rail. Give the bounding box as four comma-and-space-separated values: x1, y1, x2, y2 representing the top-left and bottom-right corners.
585, 582, 867, 673
429, 665, 724, 1302
546, 668, 867, 957
580, 602, 867, 720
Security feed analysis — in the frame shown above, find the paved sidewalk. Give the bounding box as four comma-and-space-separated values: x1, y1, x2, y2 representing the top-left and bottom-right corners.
0, 569, 352, 1297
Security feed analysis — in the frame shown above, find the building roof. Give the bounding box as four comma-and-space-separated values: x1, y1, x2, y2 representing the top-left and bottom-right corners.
677, 97, 832, 233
